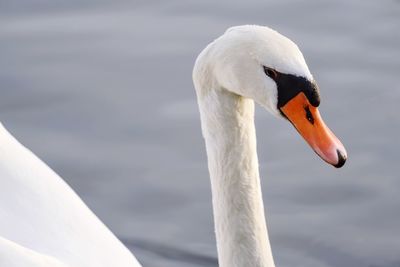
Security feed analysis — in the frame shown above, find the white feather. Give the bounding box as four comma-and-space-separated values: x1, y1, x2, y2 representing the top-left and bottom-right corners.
0, 123, 141, 267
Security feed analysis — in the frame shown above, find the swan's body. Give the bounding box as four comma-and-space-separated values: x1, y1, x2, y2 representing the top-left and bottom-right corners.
0, 25, 346, 267
0, 123, 141, 267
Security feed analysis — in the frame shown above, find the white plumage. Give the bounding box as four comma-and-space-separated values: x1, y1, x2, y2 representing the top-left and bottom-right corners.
194, 25, 346, 267
0, 123, 141, 267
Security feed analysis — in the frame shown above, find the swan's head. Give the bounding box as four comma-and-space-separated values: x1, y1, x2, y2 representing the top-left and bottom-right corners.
194, 25, 347, 168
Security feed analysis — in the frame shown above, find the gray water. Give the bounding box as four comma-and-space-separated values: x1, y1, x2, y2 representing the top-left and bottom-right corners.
1, 1, 399, 266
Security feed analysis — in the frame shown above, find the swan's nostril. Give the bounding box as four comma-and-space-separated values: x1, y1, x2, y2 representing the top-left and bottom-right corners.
334, 149, 347, 168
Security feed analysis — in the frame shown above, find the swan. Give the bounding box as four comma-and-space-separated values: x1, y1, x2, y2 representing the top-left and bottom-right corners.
193, 25, 347, 267
0, 25, 346, 267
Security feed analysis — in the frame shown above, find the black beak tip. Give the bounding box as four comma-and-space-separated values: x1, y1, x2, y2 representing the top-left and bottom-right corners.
334, 149, 347, 168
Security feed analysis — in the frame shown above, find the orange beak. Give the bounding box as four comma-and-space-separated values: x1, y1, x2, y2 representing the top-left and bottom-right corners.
280, 92, 347, 168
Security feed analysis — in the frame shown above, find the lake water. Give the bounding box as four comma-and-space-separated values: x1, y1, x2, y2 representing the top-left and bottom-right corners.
0, 0, 399, 266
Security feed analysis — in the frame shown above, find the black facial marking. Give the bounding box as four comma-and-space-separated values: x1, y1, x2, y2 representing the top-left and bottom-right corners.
263, 66, 320, 108
304, 106, 314, 125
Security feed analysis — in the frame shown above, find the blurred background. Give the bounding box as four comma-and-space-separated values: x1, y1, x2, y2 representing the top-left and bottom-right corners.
1, 0, 399, 266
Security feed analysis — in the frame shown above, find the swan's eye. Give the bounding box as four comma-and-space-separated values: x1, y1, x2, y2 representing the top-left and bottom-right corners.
304, 106, 314, 124
263, 66, 278, 80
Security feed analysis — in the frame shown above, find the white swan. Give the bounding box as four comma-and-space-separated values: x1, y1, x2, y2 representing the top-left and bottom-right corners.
0, 25, 346, 267
193, 25, 347, 267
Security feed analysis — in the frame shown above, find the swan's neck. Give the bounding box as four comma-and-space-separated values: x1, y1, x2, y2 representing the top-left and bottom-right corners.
198, 89, 275, 267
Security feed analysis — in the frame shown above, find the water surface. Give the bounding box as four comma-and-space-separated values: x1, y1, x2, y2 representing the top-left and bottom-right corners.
0, 1, 399, 266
